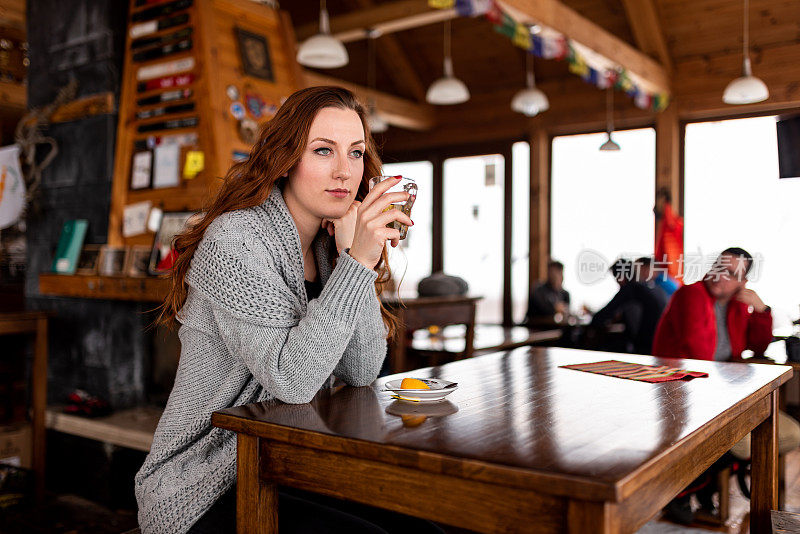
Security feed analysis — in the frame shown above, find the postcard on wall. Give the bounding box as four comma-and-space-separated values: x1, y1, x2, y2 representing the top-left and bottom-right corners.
131, 151, 153, 190
152, 143, 181, 189
123, 200, 153, 238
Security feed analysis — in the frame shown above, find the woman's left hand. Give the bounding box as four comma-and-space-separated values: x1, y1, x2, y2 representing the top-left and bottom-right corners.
322, 200, 361, 254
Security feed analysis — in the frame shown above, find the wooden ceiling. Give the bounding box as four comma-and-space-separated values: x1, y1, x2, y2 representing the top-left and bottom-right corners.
283, 0, 800, 149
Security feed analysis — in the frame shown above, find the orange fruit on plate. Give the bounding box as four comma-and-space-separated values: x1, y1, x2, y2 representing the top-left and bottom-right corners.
400, 377, 430, 390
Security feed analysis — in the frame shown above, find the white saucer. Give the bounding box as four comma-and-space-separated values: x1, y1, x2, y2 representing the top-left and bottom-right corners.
382, 378, 458, 402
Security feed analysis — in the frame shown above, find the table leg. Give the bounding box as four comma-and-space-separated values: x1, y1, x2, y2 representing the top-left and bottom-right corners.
751, 391, 779, 532
32, 316, 47, 502
567, 500, 620, 533
237, 434, 277, 534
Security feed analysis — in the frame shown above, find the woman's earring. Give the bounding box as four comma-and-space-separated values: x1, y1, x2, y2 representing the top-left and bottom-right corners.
281, 172, 288, 178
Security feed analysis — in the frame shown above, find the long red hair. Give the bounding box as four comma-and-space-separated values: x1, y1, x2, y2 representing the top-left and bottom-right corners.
156, 86, 397, 338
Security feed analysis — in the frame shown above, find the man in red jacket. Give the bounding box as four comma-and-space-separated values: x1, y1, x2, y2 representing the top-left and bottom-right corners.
652, 247, 772, 360
654, 247, 799, 524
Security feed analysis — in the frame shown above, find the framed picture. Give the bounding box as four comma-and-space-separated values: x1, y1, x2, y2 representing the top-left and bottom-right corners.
236, 28, 273, 81
98, 246, 129, 277
125, 245, 151, 278
75, 245, 102, 275
148, 211, 197, 275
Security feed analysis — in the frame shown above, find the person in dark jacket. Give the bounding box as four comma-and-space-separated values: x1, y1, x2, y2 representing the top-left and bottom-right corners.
525, 260, 570, 321
590, 258, 667, 354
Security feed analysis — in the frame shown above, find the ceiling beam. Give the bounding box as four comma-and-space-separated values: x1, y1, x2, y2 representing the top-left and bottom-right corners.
619, 0, 673, 72
344, 0, 428, 102
302, 70, 435, 131
499, 0, 671, 95
295, 0, 451, 43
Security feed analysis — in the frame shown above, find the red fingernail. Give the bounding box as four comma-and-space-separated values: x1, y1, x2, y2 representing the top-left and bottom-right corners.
395, 176, 402, 180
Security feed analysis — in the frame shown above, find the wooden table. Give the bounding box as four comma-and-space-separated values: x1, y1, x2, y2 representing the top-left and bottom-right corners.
411, 324, 562, 355
0, 311, 49, 501
213, 347, 790, 534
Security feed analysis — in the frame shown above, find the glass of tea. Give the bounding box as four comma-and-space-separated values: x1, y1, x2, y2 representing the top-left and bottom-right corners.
368, 175, 417, 240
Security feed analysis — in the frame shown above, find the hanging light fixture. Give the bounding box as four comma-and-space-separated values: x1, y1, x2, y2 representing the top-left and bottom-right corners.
296, 0, 349, 69
425, 20, 470, 105
599, 87, 621, 151
723, 0, 768, 104
365, 30, 388, 133
511, 52, 549, 116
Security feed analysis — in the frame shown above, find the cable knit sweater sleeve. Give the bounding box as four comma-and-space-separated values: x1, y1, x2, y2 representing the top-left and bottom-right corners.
187, 213, 380, 404
333, 289, 388, 387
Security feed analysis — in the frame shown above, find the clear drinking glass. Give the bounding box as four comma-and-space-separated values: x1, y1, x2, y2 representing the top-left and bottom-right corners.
368, 175, 417, 240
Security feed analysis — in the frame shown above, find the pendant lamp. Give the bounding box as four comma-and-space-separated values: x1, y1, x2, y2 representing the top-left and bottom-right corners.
599, 88, 621, 151
511, 52, 549, 116
365, 31, 388, 133
425, 20, 470, 105
297, 0, 349, 69
723, 0, 768, 104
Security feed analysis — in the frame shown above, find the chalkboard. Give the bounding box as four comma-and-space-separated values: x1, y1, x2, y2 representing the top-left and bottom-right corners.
27, 0, 127, 108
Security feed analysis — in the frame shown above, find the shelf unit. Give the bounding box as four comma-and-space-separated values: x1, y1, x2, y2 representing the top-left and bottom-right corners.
38, 273, 169, 302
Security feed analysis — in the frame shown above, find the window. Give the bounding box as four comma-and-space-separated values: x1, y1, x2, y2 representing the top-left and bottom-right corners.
443, 154, 505, 324
383, 161, 433, 298
684, 116, 800, 356
550, 128, 656, 312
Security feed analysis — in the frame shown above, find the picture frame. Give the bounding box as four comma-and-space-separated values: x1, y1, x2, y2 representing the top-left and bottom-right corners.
148, 211, 197, 275
236, 27, 274, 81
98, 246, 129, 277
125, 244, 152, 278
75, 245, 103, 275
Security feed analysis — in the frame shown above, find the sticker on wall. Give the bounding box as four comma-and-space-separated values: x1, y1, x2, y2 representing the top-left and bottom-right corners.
230, 101, 245, 120
237, 118, 259, 144
245, 92, 265, 119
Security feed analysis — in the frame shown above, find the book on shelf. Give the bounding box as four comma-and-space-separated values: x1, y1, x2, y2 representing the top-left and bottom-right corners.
51, 219, 88, 274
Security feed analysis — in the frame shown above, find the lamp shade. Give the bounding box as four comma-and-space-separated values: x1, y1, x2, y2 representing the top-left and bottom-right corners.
426, 76, 470, 105
297, 33, 349, 69
367, 109, 388, 133
599, 133, 621, 151
723, 74, 769, 104
511, 87, 549, 117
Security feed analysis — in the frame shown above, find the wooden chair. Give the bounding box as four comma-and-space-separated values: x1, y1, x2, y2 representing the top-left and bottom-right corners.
383, 296, 480, 374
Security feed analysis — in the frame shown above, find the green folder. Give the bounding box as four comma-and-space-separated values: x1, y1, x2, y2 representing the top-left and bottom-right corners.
52, 219, 88, 274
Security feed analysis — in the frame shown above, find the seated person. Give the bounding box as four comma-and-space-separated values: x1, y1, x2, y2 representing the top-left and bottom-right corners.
590, 258, 668, 355
525, 260, 570, 321
653, 247, 772, 361
636, 256, 679, 298
653, 247, 800, 521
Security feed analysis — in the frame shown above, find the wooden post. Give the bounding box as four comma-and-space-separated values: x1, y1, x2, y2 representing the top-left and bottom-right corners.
655, 101, 681, 215
32, 315, 47, 502
529, 128, 550, 289
503, 145, 513, 326
751, 391, 779, 533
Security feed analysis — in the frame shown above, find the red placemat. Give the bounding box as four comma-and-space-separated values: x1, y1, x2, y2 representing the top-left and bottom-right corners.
560, 360, 708, 383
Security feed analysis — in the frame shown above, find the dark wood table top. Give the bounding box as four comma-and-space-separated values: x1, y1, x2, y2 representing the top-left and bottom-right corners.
410, 324, 562, 354
213, 347, 791, 502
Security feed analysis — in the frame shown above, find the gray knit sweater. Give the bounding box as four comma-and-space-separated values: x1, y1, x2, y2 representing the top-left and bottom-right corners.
134, 186, 388, 534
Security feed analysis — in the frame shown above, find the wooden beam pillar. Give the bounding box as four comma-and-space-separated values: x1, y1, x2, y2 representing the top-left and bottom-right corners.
503, 145, 513, 326
619, 0, 673, 72
529, 128, 550, 288
655, 101, 681, 216
302, 70, 435, 130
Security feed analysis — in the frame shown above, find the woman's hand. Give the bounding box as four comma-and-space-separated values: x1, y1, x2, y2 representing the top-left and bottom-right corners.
322, 200, 360, 254
348, 176, 414, 270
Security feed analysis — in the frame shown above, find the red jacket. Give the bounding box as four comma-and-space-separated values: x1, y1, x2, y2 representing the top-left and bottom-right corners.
655, 203, 684, 282
652, 281, 773, 361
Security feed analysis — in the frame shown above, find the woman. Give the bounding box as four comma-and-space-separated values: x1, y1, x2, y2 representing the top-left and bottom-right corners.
135, 86, 435, 534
